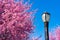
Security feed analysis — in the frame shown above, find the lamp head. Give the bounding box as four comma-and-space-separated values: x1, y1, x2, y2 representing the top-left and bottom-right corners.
42, 12, 50, 22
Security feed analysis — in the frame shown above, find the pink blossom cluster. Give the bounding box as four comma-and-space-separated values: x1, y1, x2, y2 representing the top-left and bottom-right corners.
0, 0, 34, 40
49, 27, 60, 40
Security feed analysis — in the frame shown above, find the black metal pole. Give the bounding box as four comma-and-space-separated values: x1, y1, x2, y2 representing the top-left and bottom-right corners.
44, 22, 49, 40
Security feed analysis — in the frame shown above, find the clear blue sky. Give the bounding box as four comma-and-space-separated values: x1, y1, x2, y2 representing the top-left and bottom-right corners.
28, 0, 60, 40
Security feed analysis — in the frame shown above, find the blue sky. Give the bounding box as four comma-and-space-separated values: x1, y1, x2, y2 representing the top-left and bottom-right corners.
28, 0, 60, 40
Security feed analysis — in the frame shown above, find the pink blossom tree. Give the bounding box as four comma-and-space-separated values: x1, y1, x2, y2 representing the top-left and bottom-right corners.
0, 0, 34, 40
49, 27, 60, 40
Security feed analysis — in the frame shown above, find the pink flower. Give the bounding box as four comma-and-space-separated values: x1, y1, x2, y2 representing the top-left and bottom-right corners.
49, 27, 60, 40
0, 0, 34, 40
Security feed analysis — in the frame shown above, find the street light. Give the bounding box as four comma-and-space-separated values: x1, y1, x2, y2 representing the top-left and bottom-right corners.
42, 12, 50, 40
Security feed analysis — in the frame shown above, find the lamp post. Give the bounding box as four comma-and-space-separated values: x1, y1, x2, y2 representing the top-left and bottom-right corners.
42, 12, 50, 40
